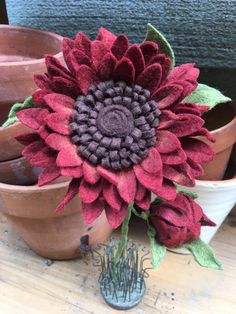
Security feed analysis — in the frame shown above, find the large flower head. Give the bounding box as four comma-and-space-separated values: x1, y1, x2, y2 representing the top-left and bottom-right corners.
16, 28, 215, 228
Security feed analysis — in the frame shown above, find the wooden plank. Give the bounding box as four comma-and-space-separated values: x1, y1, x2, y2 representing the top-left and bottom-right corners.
0, 212, 236, 314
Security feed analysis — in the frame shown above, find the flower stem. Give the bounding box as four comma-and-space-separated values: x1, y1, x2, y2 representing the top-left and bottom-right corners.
113, 204, 132, 265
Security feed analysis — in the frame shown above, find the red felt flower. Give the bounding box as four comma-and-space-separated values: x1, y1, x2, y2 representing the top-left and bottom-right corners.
150, 193, 216, 248
16, 28, 215, 228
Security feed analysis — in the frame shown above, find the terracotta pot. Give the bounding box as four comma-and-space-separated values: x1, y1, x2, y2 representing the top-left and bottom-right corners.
0, 122, 31, 162
0, 25, 63, 126
199, 102, 236, 180
0, 180, 113, 260
0, 156, 40, 185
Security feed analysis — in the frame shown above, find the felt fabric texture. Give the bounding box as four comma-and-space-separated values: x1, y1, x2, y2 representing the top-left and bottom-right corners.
145, 23, 175, 69
150, 193, 216, 248
184, 239, 223, 270
184, 83, 231, 109
71, 80, 160, 170
16, 27, 215, 229
2, 96, 35, 128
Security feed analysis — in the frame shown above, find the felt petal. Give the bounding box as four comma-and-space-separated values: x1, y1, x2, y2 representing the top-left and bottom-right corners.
105, 202, 128, 228
66, 48, 91, 75
79, 179, 102, 204
51, 76, 79, 98
45, 55, 73, 81
117, 169, 136, 203
103, 181, 122, 212
45, 133, 72, 151
96, 27, 117, 49
55, 179, 81, 213
22, 140, 45, 160
38, 166, 61, 186
44, 93, 74, 117
16, 108, 49, 130
173, 102, 209, 116
163, 163, 195, 187
192, 128, 215, 143
140, 147, 162, 174
32, 90, 48, 107
195, 104, 210, 115
113, 57, 135, 85
154, 219, 187, 248
149, 54, 171, 82
34, 74, 52, 91
140, 41, 159, 63
82, 199, 104, 224
111, 35, 129, 60
134, 164, 163, 194
173, 80, 198, 100
77, 65, 99, 94
56, 146, 82, 167
91, 40, 109, 69
82, 161, 100, 184
74, 32, 91, 57
98, 52, 117, 80
135, 190, 151, 210
61, 166, 83, 178
136, 64, 162, 93
62, 37, 74, 63
161, 148, 187, 165
16, 132, 40, 146
31, 146, 56, 168
125, 44, 145, 77
97, 166, 119, 185
155, 130, 181, 153
152, 84, 183, 108
186, 157, 204, 178
168, 63, 199, 83
158, 113, 205, 137
156, 207, 189, 227
38, 125, 50, 140
154, 180, 177, 201
135, 183, 146, 202
181, 138, 214, 163
201, 213, 216, 227
45, 112, 71, 135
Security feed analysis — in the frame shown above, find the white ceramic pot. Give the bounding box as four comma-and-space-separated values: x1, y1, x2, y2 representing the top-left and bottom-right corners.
186, 178, 236, 244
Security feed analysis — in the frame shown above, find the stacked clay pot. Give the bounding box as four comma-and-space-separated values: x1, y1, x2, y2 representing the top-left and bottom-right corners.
0, 25, 63, 185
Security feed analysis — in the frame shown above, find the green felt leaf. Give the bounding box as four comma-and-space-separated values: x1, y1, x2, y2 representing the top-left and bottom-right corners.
148, 224, 166, 269
2, 96, 35, 128
145, 23, 175, 69
184, 84, 231, 109
176, 187, 198, 199
184, 239, 223, 270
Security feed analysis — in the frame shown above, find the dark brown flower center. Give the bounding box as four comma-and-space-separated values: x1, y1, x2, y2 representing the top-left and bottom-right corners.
70, 80, 161, 170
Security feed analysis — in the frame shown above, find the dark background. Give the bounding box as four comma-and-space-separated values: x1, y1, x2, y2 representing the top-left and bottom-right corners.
2, 0, 236, 99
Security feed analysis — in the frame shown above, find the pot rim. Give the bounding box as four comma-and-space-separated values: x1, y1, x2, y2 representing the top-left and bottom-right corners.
209, 105, 236, 136
0, 25, 63, 67
0, 178, 70, 193
0, 155, 25, 166
195, 176, 236, 187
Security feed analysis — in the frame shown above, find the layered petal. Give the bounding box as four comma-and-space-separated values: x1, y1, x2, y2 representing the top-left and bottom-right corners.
55, 179, 81, 213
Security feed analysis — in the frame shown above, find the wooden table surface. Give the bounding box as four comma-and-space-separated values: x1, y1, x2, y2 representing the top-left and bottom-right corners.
0, 212, 235, 314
